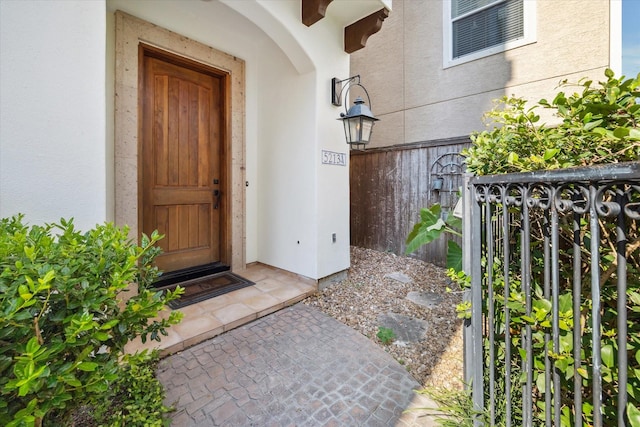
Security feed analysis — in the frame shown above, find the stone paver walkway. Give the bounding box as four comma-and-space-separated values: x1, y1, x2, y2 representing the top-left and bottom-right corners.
157, 303, 436, 426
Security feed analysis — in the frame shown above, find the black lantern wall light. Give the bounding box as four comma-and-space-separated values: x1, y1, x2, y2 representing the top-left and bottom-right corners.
331, 75, 378, 150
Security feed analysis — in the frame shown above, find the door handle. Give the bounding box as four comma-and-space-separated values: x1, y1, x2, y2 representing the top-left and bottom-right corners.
213, 189, 221, 209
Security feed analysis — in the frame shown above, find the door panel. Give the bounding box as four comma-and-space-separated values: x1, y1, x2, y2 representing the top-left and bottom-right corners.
141, 53, 223, 272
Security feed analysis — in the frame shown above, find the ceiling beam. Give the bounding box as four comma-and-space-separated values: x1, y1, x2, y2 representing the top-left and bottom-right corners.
302, 0, 333, 27
344, 8, 389, 54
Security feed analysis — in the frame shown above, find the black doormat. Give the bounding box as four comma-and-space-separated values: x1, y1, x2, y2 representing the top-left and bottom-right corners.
158, 272, 254, 309
153, 262, 229, 289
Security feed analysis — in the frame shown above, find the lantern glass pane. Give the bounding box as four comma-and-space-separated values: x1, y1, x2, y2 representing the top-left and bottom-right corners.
347, 117, 360, 143
342, 119, 351, 143
360, 119, 373, 142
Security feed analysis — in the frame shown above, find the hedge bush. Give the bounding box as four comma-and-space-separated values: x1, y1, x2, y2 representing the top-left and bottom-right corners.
0, 216, 183, 426
410, 70, 640, 426
464, 68, 639, 175
464, 70, 640, 426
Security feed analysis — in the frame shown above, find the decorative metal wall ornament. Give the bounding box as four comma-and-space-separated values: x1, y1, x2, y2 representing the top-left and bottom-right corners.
430, 152, 465, 216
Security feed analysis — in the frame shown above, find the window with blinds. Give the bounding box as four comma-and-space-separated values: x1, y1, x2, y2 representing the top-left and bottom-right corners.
453, 0, 524, 58
443, 0, 534, 67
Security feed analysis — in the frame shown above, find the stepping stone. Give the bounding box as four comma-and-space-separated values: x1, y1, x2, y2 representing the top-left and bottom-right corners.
406, 291, 443, 309
377, 313, 428, 343
384, 272, 412, 284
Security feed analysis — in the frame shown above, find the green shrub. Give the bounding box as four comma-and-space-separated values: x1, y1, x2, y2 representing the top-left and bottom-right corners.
463, 69, 639, 175
465, 70, 640, 426
90, 351, 173, 427
410, 70, 640, 426
0, 216, 183, 426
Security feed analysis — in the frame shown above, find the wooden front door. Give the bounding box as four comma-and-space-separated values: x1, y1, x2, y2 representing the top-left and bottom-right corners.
141, 47, 226, 272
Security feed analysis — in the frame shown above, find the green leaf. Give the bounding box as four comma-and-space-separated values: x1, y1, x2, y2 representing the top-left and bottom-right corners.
77, 361, 99, 372
555, 356, 569, 373
543, 148, 559, 160
613, 127, 630, 138
532, 298, 552, 314
23, 245, 36, 261
558, 293, 572, 313
602, 344, 614, 368
405, 205, 446, 254
100, 319, 120, 330
61, 374, 82, 388
25, 337, 41, 354
530, 154, 543, 163
521, 315, 535, 324
630, 291, 640, 306
446, 241, 462, 272
18, 383, 31, 397
18, 284, 32, 301
628, 403, 640, 427
445, 214, 462, 230
584, 118, 603, 131
94, 331, 110, 341
38, 270, 55, 289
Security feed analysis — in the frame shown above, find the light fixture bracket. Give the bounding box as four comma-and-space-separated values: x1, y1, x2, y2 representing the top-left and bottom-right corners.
331, 75, 370, 107
331, 77, 344, 106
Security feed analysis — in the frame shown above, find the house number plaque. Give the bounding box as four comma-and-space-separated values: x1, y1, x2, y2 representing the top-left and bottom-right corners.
321, 150, 346, 166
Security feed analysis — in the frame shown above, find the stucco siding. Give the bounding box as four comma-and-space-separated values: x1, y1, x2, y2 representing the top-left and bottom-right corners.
0, 0, 107, 229
352, 0, 613, 148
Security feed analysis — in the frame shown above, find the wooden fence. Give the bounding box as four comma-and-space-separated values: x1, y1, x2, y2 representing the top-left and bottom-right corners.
349, 137, 470, 266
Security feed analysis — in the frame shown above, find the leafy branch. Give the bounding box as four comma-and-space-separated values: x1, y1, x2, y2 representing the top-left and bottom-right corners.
405, 204, 462, 272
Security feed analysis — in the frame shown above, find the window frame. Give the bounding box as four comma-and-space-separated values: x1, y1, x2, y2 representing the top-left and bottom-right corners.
442, 0, 537, 68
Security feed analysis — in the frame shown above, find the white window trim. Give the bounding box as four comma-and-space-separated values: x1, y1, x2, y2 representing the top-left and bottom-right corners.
442, 0, 537, 69
609, 0, 622, 75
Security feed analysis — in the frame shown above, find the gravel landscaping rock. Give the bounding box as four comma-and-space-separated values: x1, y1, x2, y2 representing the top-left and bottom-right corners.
303, 246, 464, 391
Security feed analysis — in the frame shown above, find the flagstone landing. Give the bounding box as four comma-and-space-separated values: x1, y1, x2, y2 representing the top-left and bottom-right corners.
125, 263, 317, 356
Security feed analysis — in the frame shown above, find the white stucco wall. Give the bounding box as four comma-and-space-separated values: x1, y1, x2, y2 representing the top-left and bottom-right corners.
218, 0, 352, 279
0, 0, 107, 230
0, 0, 372, 279
351, 0, 615, 148
250, 0, 353, 279
106, 0, 353, 279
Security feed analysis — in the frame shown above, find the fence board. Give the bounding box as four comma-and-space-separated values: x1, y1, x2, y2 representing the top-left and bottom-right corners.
350, 138, 470, 266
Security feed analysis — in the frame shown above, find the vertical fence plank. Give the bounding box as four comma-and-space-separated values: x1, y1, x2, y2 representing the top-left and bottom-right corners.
550, 188, 561, 427
485, 193, 496, 425
521, 185, 533, 427
544, 209, 552, 427
501, 187, 512, 427
471, 184, 485, 427
572, 194, 583, 427
590, 185, 603, 427
617, 191, 628, 427
463, 174, 475, 388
